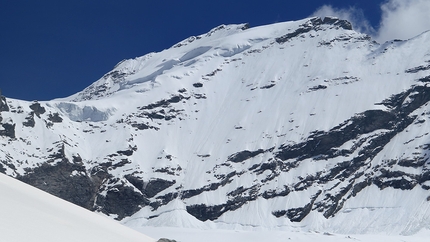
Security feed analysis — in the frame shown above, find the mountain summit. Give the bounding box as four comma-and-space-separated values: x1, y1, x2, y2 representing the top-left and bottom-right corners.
1, 17, 430, 235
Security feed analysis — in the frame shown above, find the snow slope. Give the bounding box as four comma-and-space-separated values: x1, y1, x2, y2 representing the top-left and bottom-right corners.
138, 226, 430, 242
2, 16, 430, 237
0, 173, 155, 242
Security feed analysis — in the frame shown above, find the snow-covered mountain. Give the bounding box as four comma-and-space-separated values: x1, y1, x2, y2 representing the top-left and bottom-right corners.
2, 16, 430, 236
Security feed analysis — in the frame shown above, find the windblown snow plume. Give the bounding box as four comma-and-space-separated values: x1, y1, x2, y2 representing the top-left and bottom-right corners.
377, 0, 430, 42
312, 0, 430, 43
311, 5, 375, 36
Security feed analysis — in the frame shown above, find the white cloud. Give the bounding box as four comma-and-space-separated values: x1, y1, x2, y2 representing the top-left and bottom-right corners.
377, 0, 430, 42
311, 5, 375, 36
310, 0, 430, 43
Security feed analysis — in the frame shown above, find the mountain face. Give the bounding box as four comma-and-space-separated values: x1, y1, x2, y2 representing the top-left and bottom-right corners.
2, 16, 430, 235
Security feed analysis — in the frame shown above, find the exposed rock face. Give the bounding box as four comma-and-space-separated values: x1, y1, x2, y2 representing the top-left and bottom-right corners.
0, 95, 7, 124
15, 153, 156, 220
18, 160, 96, 209
22, 112, 35, 127
95, 183, 149, 220
276, 17, 353, 44
0, 96, 9, 112
29, 102, 46, 117
48, 112, 63, 123
157, 239, 177, 242
0, 123, 15, 139
177, 84, 430, 222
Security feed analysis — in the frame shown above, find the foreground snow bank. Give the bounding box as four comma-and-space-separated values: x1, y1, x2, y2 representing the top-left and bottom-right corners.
0, 173, 155, 242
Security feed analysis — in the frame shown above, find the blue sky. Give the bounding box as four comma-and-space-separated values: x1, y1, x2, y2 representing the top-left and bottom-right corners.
1, 0, 429, 101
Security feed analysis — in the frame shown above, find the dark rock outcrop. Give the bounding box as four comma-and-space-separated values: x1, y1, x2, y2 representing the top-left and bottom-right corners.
48, 112, 63, 123
29, 102, 46, 117
17, 160, 96, 210
0, 123, 15, 138
95, 184, 149, 220
157, 238, 177, 242
228, 149, 265, 163
276, 17, 353, 44
139, 95, 188, 110
23, 112, 35, 127
405, 64, 430, 73
0, 96, 9, 112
